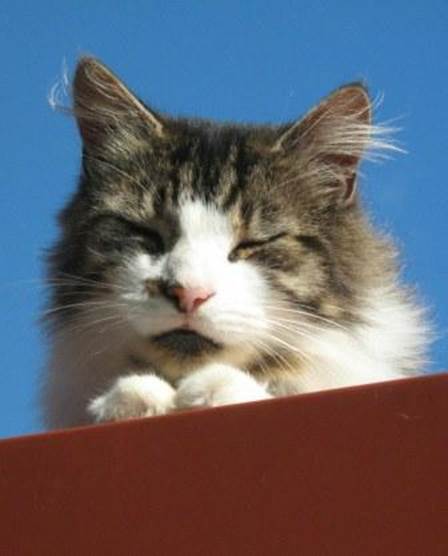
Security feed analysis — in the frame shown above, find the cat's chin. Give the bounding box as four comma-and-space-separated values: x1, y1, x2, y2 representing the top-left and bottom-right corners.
151, 328, 223, 357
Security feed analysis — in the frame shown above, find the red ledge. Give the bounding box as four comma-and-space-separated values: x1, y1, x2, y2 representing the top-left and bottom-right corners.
1, 373, 447, 555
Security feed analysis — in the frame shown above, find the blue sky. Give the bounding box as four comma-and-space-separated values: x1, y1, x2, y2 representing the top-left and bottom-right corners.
1, 1, 446, 438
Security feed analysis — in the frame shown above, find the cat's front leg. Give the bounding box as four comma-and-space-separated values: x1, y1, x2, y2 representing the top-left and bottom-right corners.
88, 374, 176, 423
175, 364, 271, 410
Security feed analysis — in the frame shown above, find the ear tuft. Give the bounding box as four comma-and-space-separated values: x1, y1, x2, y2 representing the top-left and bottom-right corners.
274, 84, 371, 153
273, 84, 399, 205
73, 57, 164, 148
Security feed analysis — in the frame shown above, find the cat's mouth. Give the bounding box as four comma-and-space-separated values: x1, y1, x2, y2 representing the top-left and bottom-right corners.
152, 328, 222, 357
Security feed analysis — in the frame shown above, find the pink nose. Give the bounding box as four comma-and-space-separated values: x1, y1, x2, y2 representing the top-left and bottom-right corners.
170, 287, 215, 314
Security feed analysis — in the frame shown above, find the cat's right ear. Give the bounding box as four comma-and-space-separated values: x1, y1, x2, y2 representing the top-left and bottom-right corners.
271, 84, 375, 206
73, 57, 164, 150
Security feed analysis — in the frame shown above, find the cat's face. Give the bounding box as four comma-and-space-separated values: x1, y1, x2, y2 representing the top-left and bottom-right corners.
103, 198, 273, 361
66, 130, 325, 370
49, 58, 383, 375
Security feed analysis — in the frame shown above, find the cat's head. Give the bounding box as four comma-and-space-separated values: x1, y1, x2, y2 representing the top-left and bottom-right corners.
48, 58, 394, 376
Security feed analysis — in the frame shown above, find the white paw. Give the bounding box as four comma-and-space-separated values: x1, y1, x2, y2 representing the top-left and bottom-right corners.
175, 364, 271, 410
88, 374, 175, 423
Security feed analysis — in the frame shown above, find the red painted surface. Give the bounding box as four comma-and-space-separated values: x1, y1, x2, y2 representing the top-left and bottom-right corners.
0, 374, 447, 555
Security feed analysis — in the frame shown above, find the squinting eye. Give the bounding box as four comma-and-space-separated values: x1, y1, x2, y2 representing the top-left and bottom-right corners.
228, 233, 286, 262
91, 213, 166, 255
228, 240, 262, 262
132, 227, 165, 255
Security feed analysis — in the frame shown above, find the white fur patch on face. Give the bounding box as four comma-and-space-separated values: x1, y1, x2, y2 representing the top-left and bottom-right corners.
179, 199, 233, 244
167, 200, 234, 289
168, 200, 270, 345
114, 199, 272, 358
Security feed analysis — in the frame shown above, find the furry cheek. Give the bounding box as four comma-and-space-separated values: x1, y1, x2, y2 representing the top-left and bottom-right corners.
112, 253, 180, 337
108, 247, 274, 347
197, 259, 272, 346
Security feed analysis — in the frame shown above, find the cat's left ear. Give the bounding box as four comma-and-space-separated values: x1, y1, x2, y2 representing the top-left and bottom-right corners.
272, 84, 373, 206
73, 57, 164, 150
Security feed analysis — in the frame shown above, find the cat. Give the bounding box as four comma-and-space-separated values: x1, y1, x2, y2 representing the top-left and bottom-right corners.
41, 57, 429, 429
